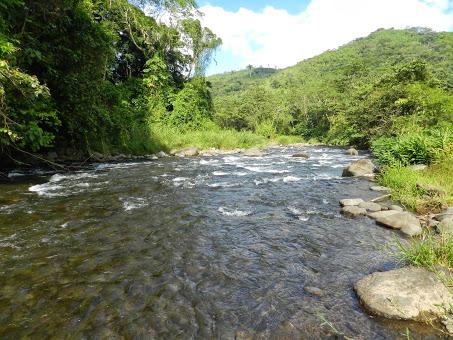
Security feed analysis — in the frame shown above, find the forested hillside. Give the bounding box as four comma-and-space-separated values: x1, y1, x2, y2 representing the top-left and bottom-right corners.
211, 28, 453, 146
0, 0, 221, 159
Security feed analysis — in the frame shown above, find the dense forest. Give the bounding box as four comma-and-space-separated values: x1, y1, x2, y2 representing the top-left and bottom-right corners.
211, 28, 453, 152
1, 1, 452, 170
0, 0, 221, 159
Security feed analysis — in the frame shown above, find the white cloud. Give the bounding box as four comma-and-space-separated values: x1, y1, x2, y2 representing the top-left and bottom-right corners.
200, 0, 453, 73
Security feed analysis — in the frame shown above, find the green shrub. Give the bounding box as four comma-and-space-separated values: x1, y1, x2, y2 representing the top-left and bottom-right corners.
372, 128, 453, 166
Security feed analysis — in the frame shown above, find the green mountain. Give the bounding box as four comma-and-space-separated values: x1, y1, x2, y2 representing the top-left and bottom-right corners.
209, 28, 453, 145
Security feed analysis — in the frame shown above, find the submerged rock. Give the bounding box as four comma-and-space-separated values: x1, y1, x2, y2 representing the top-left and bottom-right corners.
342, 159, 375, 177
340, 198, 364, 207
346, 147, 359, 156
304, 286, 325, 297
292, 152, 310, 159
358, 201, 382, 212
355, 267, 453, 322
341, 206, 367, 218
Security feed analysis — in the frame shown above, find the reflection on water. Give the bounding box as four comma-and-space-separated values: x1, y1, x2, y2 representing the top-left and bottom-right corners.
0, 146, 442, 338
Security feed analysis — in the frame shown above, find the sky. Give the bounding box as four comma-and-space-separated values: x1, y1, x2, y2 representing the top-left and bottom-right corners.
198, 0, 453, 75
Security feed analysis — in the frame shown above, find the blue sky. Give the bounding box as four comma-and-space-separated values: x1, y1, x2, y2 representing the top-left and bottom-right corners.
199, 0, 453, 75
200, 1, 311, 15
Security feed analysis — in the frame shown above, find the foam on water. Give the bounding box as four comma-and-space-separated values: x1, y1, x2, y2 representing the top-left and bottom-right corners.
122, 197, 148, 211
218, 206, 252, 217
282, 176, 302, 183
29, 183, 65, 197
242, 166, 290, 174
213, 171, 229, 176
207, 182, 239, 188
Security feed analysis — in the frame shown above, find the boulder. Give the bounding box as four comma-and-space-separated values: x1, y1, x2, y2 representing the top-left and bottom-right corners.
437, 218, 453, 236
292, 152, 310, 159
358, 201, 382, 212
346, 147, 359, 156
340, 198, 364, 207
368, 210, 400, 220
341, 206, 367, 218
175, 147, 199, 157
243, 148, 264, 157
372, 211, 422, 236
370, 186, 391, 193
156, 151, 168, 158
355, 267, 453, 321
342, 159, 375, 177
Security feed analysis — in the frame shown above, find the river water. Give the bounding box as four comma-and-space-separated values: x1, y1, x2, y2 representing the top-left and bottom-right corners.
0, 146, 443, 338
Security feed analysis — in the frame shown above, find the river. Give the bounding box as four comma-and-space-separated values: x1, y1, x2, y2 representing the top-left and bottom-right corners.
0, 146, 442, 338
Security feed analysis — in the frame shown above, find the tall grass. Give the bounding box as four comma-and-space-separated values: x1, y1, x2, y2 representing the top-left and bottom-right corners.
395, 234, 453, 270
148, 123, 307, 151
379, 156, 453, 213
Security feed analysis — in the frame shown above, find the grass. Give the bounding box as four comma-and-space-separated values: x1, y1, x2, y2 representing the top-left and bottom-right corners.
395, 234, 453, 269
378, 155, 453, 273
393, 233, 453, 286
379, 156, 453, 213
148, 123, 307, 152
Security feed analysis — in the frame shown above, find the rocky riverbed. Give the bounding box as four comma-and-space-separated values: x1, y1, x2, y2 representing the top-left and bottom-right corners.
0, 146, 449, 338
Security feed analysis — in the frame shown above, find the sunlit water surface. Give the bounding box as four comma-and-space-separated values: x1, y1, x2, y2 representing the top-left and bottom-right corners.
0, 146, 443, 338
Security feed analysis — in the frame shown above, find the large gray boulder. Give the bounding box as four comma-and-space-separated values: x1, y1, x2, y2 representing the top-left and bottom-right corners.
368, 210, 422, 236
342, 159, 375, 177
355, 267, 453, 322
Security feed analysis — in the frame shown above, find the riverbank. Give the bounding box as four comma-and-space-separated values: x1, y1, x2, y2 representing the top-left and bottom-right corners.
0, 128, 313, 175
339, 156, 453, 334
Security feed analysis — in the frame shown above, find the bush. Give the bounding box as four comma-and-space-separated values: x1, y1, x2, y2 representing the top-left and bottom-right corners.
371, 128, 453, 166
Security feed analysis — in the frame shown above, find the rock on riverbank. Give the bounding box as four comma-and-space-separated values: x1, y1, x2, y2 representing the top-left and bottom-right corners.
342, 159, 375, 177
355, 267, 452, 322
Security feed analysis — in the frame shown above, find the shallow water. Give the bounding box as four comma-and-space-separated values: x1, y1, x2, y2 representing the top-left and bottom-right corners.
0, 146, 443, 338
